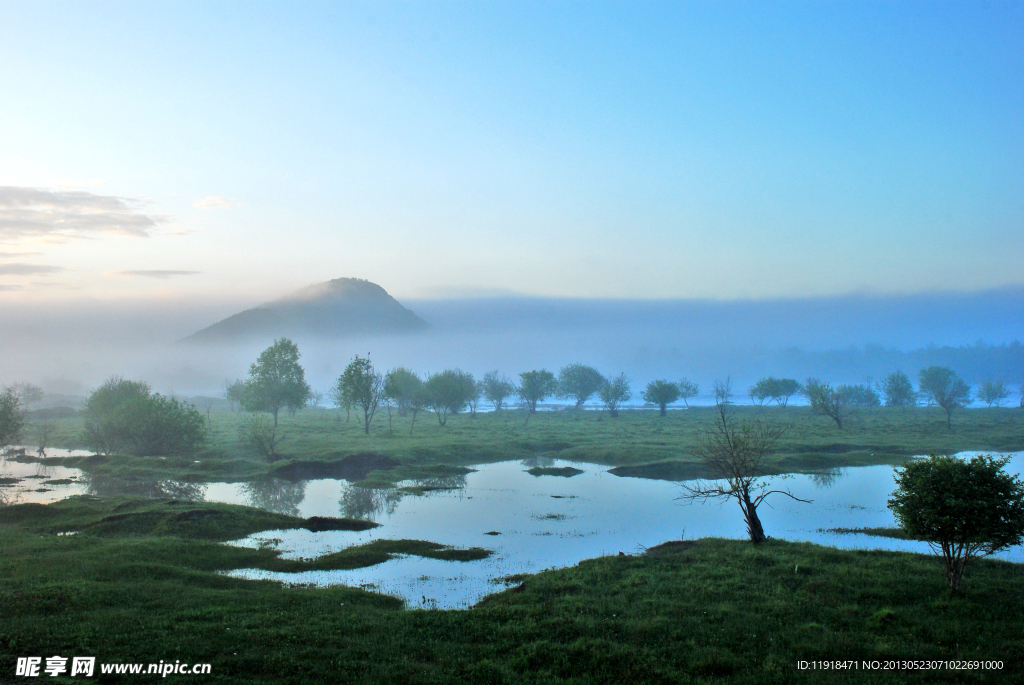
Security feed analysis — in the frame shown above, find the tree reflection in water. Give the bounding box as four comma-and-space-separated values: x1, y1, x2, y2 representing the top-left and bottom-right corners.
340, 485, 403, 521
810, 468, 847, 489
240, 479, 307, 516
85, 475, 208, 501
521, 456, 557, 469
339, 473, 468, 521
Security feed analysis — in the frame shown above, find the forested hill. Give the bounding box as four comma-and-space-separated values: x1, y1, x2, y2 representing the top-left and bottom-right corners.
180, 278, 428, 344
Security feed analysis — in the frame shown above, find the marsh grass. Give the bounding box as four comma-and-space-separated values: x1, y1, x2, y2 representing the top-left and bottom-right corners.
25, 405, 1024, 486
1, 496, 1021, 683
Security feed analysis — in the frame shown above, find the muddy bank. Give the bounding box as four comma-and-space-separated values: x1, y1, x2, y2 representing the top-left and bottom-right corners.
271, 453, 400, 481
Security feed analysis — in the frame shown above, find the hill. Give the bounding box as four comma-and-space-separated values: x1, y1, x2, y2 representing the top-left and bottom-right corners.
180, 278, 428, 344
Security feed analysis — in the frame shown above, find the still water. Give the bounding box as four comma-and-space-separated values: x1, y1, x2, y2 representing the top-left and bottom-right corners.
3, 450, 1021, 609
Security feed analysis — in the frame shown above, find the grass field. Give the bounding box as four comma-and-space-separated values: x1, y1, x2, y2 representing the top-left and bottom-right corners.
26, 405, 1024, 485
1, 496, 1021, 684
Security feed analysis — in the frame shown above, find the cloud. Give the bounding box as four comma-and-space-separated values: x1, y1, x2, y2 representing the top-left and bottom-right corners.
106, 270, 201, 279
0, 263, 68, 276
0, 186, 165, 242
192, 196, 236, 209
0, 251, 43, 259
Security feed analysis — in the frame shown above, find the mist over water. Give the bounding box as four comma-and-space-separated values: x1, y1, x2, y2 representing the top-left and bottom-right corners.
2, 286, 1023, 400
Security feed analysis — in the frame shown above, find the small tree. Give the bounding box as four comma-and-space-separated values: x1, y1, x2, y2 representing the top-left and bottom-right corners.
328, 384, 353, 423
383, 368, 423, 416
0, 386, 26, 449
468, 380, 483, 418
888, 454, 1024, 592
749, 378, 772, 406
518, 370, 557, 413
844, 383, 880, 407
224, 379, 246, 411
241, 338, 311, 430
677, 378, 700, 407
643, 380, 679, 417
423, 369, 475, 426
599, 373, 632, 418
713, 378, 734, 406
802, 378, 848, 429
337, 355, 383, 435
10, 382, 44, 409
771, 378, 801, 407
482, 371, 515, 412
680, 388, 808, 543
238, 413, 282, 461
33, 419, 58, 457
918, 366, 971, 429
976, 380, 1010, 408
878, 370, 916, 409
750, 377, 802, 406
557, 363, 605, 408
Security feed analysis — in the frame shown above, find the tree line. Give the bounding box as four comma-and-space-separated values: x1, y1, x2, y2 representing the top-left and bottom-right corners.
1, 338, 1020, 460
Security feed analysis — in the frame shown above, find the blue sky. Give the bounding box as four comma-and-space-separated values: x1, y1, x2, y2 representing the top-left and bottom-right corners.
1, 1, 1021, 302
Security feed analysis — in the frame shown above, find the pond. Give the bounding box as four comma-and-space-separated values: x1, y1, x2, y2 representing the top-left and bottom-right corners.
2, 449, 1022, 609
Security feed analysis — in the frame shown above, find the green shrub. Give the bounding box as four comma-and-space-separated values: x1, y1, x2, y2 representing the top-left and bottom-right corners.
84, 377, 207, 456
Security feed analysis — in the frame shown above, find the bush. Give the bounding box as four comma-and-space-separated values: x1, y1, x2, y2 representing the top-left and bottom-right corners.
84, 377, 207, 456
888, 454, 1024, 592
238, 413, 281, 461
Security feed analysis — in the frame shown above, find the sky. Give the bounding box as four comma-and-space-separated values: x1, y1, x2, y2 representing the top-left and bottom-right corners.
1, 1, 1022, 303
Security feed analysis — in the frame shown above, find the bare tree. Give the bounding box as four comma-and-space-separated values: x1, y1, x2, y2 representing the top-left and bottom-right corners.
680, 389, 809, 543
198, 397, 215, 428
713, 377, 733, 406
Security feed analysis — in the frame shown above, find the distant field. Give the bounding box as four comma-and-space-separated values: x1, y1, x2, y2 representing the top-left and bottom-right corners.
27, 405, 1024, 484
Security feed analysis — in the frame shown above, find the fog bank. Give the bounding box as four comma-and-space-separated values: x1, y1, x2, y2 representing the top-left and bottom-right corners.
2, 287, 1022, 399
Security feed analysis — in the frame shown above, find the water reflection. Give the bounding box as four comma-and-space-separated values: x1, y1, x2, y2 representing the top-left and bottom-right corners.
340, 485, 404, 521
810, 468, 847, 489
240, 479, 307, 516
521, 456, 557, 469
85, 475, 207, 501
413, 474, 469, 492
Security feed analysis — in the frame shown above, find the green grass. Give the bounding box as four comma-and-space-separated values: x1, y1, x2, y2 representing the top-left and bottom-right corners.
1, 496, 1021, 683
25, 405, 1024, 485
